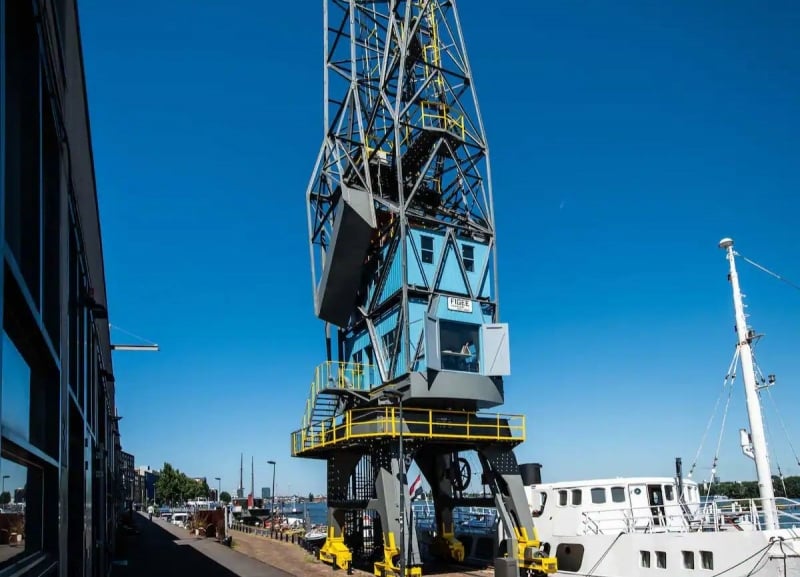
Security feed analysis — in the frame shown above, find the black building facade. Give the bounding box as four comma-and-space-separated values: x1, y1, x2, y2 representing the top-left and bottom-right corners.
1, 1, 124, 576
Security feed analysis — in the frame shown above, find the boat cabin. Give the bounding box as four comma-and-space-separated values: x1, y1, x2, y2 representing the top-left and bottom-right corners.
525, 477, 701, 536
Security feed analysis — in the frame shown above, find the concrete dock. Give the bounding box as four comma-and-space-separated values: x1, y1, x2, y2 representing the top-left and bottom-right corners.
113, 513, 491, 577
113, 514, 319, 577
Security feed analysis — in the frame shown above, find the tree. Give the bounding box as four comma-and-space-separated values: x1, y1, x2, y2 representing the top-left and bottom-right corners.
0, 491, 9, 505
220, 491, 232, 504
308, 492, 314, 502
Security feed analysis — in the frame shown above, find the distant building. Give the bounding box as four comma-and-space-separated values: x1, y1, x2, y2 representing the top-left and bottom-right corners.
261, 487, 271, 499
121, 452, 135, 501
133, 466, 161, 504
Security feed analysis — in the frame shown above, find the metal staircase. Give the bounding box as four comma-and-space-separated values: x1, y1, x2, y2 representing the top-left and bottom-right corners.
298, 362, 376, 454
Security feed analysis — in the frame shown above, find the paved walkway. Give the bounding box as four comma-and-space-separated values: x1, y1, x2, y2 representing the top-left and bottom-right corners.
113, 513, 294, 577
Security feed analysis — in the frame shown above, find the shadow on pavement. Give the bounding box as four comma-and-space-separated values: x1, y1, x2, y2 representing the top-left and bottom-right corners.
114, 516, 241, 577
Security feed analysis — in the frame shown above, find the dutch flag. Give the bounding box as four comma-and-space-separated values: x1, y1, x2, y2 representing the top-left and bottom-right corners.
409, 474, 423, 499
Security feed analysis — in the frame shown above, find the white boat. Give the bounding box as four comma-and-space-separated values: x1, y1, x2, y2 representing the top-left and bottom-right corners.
524, 239, 800, 576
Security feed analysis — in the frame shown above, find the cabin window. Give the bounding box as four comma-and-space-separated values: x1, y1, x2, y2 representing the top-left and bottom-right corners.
664, 485, 674, 501
656, 551, 666, 569
421, 235, 434, 264
558, 490, 567, 506
682, 551, 695, 569
462, 244, 474, 272
611, 486, 626, 503
640, 551, 651, 568
438, 320, 480, 372
591, 488, 606, 504
700, 551, 713, 570
571, 489, 582, 506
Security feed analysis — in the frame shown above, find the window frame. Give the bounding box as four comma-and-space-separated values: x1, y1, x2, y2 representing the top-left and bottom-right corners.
420, 235, 434, 264
461, 243, 474, 272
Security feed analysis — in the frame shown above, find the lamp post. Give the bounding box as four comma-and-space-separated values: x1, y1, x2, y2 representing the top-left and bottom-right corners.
215, 477, 221, 505
267, 460, 276, 521
379, 390, 405, 577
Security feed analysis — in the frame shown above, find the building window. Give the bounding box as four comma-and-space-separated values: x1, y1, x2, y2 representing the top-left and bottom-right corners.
1, 333, 31, 443
656, 551, 666, 569
591, 488, 606, 504
421, 235, 434, 264
664, 485, 674, 501
462, 244, 474, 272
611, 486, 626, 503
571, 489, 582, 506
0, 455, 44, 569
682, 551, 695, 569
558, 490, 567, 506
700, 551, 713, 570
640, 551, 651, 568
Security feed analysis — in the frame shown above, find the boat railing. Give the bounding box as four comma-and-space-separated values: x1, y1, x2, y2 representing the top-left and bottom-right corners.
581, 504, 694, 535
697, 496, 800, 531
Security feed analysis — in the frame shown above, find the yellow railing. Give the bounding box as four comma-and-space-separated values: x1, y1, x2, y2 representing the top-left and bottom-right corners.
421, 101, 465, 140
301, 361, 378, 429
292, 407, 525, 456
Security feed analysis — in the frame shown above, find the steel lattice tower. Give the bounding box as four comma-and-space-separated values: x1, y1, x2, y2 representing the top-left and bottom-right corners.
293, 3, 556, 576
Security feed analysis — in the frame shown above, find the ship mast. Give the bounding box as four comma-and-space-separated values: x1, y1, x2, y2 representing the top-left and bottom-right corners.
719, 238, 778, 530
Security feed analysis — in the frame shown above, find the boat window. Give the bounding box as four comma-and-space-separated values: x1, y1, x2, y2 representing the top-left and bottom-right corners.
558, 490, 567, 506
656, 551, 666, 569
682, 551, 694, 569
421, 235, 434, 264
571, 489, 582, 506
664, 485, 674, 501
590, 488, 606, 504
700, 551, 713, 570
532, 492, 547, 517
640, 551, 651, 568
611, 486, 626, 503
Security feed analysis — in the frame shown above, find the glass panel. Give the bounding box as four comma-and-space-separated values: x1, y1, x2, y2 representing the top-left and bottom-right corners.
462, 245, 474, 272
664, 485, 674, 501
438, 320, 479, 372
682, 551, 694, 569
421, 235, 433, 264
640, 551, 651, 568
558, 490, 567, 506
700, 551, 713, 570
656, 551, 666, 569
611, 486, 626, 503
591, 488, 606, 504
1, 333, 31, 442
571, 489, 582, 506
0, 457, 40, 567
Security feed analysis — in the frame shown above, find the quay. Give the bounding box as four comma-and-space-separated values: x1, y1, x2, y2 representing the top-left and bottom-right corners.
113, 513, 492, 577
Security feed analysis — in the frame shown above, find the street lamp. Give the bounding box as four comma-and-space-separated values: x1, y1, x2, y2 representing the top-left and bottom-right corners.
379, 390, 405, 577
267, 460, 276, 521
215, 477, 221, 505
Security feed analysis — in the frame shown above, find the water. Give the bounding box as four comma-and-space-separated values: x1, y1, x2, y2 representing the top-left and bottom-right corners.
299, 500, 496, 533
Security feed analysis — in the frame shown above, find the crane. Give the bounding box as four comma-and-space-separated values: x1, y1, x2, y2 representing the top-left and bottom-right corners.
291, 3, 557, 576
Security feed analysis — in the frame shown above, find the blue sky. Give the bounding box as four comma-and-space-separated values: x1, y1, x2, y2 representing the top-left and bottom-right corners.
78, 1, 800, 496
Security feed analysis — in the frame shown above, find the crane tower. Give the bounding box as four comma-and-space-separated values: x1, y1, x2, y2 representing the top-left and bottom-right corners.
292, 2, 556, 576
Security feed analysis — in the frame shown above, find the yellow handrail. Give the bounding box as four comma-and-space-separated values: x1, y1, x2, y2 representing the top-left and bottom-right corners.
292, 407, 525, 456
301, 361, 379, 429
